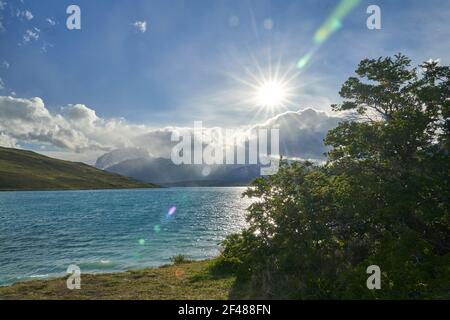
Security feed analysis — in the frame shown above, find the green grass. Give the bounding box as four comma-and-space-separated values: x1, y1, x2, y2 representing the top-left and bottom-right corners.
170, 254, 190, 265
0, 146, 158, 190
0, 260, 245, 300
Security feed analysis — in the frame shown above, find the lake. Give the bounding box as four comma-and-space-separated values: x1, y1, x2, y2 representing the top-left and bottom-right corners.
0, 187, 252, 286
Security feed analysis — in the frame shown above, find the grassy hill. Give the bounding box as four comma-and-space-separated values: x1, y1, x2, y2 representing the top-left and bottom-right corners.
0, 147, 158, 190
0, 260, 244, 300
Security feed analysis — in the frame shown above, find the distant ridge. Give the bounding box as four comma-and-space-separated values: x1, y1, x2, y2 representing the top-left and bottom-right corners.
0, 147, 159, 191
104, 157, 262, 187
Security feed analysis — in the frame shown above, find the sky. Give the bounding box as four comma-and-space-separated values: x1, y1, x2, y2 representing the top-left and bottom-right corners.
0, 0, 449, 162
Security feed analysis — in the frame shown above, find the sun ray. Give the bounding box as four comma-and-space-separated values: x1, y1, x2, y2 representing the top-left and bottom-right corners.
220, 43, 303, 126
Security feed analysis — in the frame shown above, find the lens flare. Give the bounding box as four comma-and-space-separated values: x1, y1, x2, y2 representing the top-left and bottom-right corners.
297, 0, 361, 69
138, 239, 145, 245
314, 0, 359, 45
167, 206, 176, 216
297, 51, 313, 69
175, 268, 185, 279
153, 225, 161, 233
202, 166, 211, 176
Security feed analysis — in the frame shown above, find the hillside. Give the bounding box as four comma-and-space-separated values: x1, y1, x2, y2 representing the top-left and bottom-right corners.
0, 260, 244, 300
0, 147, 158, 190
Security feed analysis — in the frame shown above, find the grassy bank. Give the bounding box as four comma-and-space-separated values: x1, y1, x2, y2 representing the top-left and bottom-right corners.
0, 260, 243, 300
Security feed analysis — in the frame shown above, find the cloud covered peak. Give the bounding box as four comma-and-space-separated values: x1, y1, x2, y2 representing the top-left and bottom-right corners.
256, 108, 341, 160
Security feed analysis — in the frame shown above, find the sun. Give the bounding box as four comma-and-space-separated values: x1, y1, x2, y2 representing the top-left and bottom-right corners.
256, 80, 287, 108
225, 54, 300, 116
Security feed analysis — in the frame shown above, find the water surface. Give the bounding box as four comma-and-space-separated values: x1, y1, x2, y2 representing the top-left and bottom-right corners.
0, 187, 251, 285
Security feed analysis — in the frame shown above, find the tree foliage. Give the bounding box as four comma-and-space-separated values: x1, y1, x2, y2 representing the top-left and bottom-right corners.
216, 54, 450, 299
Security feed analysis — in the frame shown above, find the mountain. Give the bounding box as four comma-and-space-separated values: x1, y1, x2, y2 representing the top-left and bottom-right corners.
0, 147, 158, 190
95, 147, 150, 169
94, 109, 342, 186
104, 157, 261, 186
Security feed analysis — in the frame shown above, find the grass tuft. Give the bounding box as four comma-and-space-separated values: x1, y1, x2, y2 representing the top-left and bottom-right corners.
170, 254, 190, 265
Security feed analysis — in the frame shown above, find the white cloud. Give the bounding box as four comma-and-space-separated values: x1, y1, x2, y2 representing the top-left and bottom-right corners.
0, 132, 17, 148
0, 1, 6, 11
61, 103, 99, 125
41, 41, 53, 53
132, 21, 147, 33
0, 78, 4, 90
46, 18, 56, 26
0, 96, 152, 153
22, 28, 39, 43
0, 96, 92, 151
1, 60, 9, 69
17, 9, 33, 20
0, 95, 342, 163
24, 10, 32, 20
254, 108, 341, 160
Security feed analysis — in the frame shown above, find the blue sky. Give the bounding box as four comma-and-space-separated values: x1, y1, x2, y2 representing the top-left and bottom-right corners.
0, 0, 449, 161
1, 0, 448, 124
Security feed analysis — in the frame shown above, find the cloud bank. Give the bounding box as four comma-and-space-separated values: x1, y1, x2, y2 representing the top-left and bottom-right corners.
256, 109, 341, 160
0, 96, 149, 152
0, 95, 341, 163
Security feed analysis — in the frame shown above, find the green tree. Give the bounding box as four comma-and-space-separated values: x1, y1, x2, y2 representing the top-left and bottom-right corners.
217, 54, 450, 299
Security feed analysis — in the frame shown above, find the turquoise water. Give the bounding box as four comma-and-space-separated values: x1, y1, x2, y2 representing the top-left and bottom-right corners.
0, 187, 252, 286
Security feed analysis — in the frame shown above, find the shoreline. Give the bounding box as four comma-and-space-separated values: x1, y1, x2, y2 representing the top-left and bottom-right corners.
0, 259, 239, 300
0, 186, 160, 192
0, 185, 249, 192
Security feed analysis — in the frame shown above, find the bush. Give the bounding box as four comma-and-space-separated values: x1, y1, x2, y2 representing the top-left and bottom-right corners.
170, 254, 190, 265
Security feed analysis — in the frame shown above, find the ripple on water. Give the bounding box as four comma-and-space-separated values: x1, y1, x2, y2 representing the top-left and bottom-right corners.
0, 187, 252, 285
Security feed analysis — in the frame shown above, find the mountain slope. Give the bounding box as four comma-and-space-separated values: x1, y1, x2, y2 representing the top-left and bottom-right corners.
95, 147, 150, 169
0, 147, 158, 190
105, 157, 261, 186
